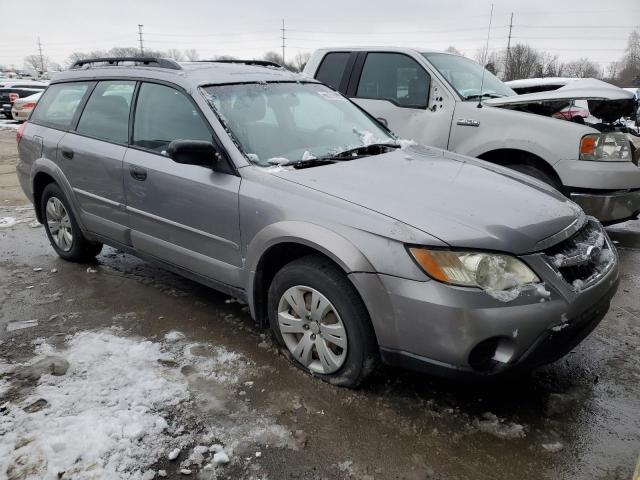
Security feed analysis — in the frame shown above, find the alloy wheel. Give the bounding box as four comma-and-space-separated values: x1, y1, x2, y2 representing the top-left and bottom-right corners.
45, 197, 73, 252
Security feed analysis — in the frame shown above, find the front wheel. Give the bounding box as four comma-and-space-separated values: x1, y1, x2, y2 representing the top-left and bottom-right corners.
268, 255, 379, 388
506, 163, 562, 191
40, 183, 103, 262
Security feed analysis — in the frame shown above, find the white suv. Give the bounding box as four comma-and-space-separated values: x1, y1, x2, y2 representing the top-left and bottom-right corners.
304, 47, 640, 224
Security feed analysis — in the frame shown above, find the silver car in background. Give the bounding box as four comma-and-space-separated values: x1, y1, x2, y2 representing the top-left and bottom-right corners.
11, 91, 42, 122
15, 58, 619, 387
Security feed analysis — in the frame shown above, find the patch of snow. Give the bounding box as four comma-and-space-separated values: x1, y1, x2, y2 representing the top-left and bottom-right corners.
535, 284, 551, 298
213, 451, 230, 465
397, 138, 417, 149
165, 330, 186, 343
475, 412, 526, 440
485, 286, 523, 302
0, 329, 287, 479
0, 119, 19, 131
267, 157, 289, 165
0, 217, 18, 228
6, 319, 39, 332
86, 267, 98, 273
301, 150, 316, 161
541, 441, 564, 452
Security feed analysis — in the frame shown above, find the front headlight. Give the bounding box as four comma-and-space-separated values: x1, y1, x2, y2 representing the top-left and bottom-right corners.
580, 133, 632, 161
408, 248, 540, 291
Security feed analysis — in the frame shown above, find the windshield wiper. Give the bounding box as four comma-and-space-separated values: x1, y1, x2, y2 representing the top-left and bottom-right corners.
464, 92, 506, 101
269, 143, 400, 169
319, 143, 400, 161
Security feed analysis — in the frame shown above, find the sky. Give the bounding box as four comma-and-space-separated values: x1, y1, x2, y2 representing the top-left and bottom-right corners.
1, 0, 638, 69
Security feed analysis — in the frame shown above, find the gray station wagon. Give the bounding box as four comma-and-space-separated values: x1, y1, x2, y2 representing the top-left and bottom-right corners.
15, 57, 620, 387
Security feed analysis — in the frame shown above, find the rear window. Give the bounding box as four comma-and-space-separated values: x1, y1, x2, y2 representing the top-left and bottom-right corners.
315, 52, 350, 91
76, 80, 135, 144
31, 83, 91, 129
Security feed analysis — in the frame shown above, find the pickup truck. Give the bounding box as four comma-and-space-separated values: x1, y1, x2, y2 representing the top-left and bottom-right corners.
303, 47, 640, 224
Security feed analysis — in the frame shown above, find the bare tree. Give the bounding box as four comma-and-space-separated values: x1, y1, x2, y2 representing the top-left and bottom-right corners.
291, 52, 311, 72
445, 46, 462, 56
535, 52, 562, 78
215, 55, 238, 61
504, 44, 540, 81
619, 28, 640, 85
263, 51, 284, 65
166, 49, 185, 61
184, 49, 200, 61
563, 57, 602, 78
24, 54, 49, 73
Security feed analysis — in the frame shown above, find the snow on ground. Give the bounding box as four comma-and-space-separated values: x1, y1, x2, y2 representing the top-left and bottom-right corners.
0, 329, 296, 479
0, 118, 19, 130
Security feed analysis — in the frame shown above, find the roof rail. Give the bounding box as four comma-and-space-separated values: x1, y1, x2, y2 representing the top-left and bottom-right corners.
198, 59, 282, 68
71, 57, 182, 70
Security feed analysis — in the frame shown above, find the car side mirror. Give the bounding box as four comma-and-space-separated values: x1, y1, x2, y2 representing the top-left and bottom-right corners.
166, 140, 222, 170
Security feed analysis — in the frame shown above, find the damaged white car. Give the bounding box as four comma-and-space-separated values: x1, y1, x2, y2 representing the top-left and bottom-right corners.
304, 48, 640, 224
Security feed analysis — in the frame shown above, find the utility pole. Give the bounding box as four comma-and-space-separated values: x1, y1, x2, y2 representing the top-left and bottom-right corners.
281, 19, 286, 65
138, 24, 145, 56
37, 37, 45, 75
506, 12, 513, 81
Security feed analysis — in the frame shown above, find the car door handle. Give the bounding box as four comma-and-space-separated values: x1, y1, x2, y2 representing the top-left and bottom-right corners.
129, 166, 147, 181
61, 147, 74, 160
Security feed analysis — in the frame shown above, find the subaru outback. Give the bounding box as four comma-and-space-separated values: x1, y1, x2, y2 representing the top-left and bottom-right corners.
16, 57, 619, 387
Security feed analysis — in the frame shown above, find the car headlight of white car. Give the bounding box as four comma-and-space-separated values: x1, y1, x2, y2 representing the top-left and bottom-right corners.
580, 132, 632, 161
408, 248, 540, 291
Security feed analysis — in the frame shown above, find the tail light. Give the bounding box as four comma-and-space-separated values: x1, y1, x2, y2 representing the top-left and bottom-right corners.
8, 93, 19, 103
16, 122, 26, 144
19, 102, 37, 110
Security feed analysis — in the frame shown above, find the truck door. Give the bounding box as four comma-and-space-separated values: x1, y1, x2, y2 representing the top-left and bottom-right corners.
347, 52, 453, 148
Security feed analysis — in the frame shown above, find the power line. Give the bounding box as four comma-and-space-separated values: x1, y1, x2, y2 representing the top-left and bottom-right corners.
138, 24, 144, 55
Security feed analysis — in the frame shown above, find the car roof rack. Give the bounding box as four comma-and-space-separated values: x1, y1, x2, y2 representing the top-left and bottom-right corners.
71, 57, 182, 70
197, 59, 282, 68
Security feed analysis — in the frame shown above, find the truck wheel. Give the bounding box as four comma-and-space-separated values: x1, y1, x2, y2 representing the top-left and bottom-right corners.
40, 183, 103, 262
507, 163, 562, 191
268, 255, 379, 388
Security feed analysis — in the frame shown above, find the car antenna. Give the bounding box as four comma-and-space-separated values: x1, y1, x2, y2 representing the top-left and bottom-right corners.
477, 3, 494, 109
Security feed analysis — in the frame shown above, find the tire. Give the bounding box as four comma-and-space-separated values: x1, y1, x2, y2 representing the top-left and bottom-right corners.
268, 255, 379, 388
40, 183, 103, 262
506, 163, 562, 191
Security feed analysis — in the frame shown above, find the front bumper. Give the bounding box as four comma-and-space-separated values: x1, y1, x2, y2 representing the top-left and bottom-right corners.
352, 245, 619, 377
570, 189, 640, 224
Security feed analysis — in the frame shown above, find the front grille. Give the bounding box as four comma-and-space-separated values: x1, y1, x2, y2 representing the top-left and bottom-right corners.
544, 218, 615, 290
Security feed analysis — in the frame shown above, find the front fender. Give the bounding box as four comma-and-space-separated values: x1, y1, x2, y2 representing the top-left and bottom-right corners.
244, 220, 376, 320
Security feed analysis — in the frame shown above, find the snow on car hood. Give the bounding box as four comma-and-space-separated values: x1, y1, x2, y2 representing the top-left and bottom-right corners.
484, 79, 636, 123
271, 146, 582, 255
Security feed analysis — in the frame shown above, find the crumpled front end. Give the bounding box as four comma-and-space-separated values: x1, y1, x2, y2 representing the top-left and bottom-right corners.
356, 217, 619, 377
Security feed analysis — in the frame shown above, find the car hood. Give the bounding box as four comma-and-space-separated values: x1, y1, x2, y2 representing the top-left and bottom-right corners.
270, 146, 583, 255
485, 79, 636, 122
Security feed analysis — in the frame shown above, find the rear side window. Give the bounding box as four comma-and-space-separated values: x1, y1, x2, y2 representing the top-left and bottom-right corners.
30, 82, 91, 129
76, 80, 135, 144
133, 82, 211, 152
356, 53, 430, 109
315, 52, 350, 91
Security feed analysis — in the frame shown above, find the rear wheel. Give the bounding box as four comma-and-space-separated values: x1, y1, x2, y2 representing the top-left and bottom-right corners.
40, 183, 103, 262
268, 255, 378, 388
